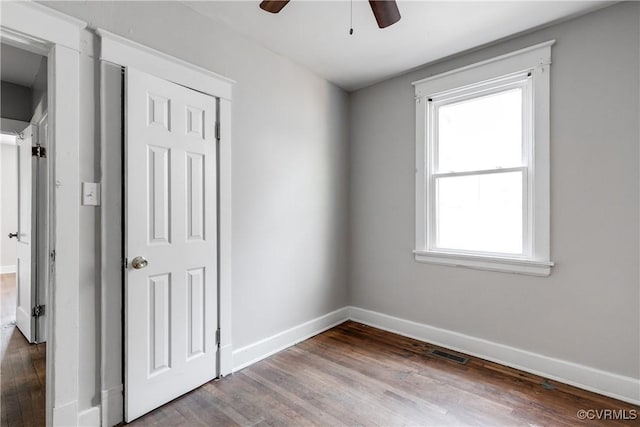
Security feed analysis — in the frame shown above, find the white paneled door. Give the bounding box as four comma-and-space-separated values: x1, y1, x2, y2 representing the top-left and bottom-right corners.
125, 68, 218, 422
15, 125, 35, 342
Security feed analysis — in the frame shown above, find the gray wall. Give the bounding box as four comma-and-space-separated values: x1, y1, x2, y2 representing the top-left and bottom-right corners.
0, 144, 18, 270
1, 81, 32, 121
349, 2, 640, 378
31, 0, 640, 418
41, 0, 350, 413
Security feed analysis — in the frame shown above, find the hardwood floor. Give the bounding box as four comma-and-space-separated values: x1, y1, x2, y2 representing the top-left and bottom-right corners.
0, 273, 45, 427
2, 269, 635, 427
131, 321, 639, 426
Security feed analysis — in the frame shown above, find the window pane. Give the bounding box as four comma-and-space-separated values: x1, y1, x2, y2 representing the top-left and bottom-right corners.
435, 171, 523, 254
437, 88, 522, 172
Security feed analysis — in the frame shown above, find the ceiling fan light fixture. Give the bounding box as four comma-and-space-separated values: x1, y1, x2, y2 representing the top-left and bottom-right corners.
368, 0, 401, 29
258, 0, 401, 30
259, 0, 290, 14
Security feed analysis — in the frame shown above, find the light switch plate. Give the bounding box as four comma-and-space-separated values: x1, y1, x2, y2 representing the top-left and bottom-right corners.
82, 182, 101, 206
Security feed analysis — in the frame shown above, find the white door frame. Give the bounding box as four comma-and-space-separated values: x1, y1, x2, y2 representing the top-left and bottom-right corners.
97, 29, 234, 425
1, 2, 85, 426
32, 100, 49, 344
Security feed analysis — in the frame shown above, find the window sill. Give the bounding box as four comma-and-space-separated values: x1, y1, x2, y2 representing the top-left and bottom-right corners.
413, 250, 554, 276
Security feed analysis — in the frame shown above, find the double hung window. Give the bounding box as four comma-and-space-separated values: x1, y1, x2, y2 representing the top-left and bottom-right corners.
413, 42, 554, 276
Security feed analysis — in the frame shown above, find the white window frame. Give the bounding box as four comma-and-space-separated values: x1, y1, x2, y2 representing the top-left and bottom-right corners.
413, 41, 555, 276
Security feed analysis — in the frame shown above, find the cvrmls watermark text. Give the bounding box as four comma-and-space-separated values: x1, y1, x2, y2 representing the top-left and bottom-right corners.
576, 409, 637, 421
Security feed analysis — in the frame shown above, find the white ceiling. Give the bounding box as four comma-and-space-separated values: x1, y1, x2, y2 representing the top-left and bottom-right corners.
0, 43, 44, 88
185, 0, 611, 91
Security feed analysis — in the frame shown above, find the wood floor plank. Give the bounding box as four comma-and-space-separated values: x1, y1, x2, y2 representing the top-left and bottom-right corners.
0, 274, 44, 427
1, 352, 24, 427
2, 341, 26, 427
279, 345, 450, 425
188, 388, 239, 426
130, 320, 640, 426
242, 365, 346, 426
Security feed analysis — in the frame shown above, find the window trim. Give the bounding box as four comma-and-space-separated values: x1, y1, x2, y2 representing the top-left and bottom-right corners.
413, 41, 555, 276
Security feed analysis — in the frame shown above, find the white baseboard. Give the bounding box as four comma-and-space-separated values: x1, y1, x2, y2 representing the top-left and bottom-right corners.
348, 306, 640, 406
0, 265, 16, 274
99, 304, 637, 422
101, 385, 123, 427
232, 307, 350, 372
77, 405, 100, 427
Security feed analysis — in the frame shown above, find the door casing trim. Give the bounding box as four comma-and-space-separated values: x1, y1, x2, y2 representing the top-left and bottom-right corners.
0, 2, 85, 426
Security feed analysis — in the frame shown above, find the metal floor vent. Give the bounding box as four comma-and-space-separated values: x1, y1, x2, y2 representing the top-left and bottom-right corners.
430, 349, 469, 365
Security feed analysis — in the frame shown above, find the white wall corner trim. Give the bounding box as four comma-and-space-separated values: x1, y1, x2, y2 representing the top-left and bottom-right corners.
101, 386, 123, 427
0, 265, 17, 274
52, 400, 78, 427
219, 343, 233, 377
96, 28, 234, 100
77, 406, 101, 427
232, 307, 350, 372
348, 306, 640, 406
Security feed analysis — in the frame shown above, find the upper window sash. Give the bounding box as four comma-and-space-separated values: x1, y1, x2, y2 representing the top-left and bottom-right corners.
429, 76, 531, 174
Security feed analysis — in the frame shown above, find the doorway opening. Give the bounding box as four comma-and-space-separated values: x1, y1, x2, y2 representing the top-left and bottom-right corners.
0, 42, 49, 426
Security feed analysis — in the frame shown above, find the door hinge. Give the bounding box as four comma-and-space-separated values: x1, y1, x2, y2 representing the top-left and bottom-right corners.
32, 305, 45, 317
50, 250, 56, 273
215, 328, 220, 347
32, 144, 46, 158
215, 121, 220, 141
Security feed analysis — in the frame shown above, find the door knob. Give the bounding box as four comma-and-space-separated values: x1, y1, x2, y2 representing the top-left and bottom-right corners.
8, 232, 18, 239
131, 256, 149, 270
